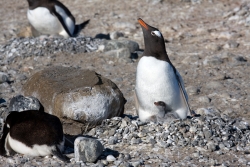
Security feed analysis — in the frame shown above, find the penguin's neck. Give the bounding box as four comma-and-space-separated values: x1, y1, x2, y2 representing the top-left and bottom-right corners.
143, 49, 171, 63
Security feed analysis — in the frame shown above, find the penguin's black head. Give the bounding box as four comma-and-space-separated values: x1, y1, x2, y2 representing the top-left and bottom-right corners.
27, 0, 38, 5
27, 0, 49, 9
138, 18, 169, 62
154, 101, 166, 107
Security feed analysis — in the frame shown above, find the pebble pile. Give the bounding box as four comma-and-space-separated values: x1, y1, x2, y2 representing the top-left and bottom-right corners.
0, 37, 104, 63
94, 115, 250, 151
0, 107, 250, 166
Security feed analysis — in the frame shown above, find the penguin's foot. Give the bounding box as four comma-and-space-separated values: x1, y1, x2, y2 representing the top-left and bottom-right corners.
49, 34, 64, 39
52, 146, 70, 162
38, 35, 50, 40
190, 110, 197, 117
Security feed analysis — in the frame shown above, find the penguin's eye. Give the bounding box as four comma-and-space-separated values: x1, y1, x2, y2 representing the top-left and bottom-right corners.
151, 30, 162, 38
151, 31, 156, 36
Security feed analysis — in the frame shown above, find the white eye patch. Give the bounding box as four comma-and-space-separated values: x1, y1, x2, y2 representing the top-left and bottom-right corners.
151, 30, 162, 38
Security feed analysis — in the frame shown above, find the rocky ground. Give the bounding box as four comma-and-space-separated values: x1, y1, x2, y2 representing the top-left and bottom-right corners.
1, 0, 250, 166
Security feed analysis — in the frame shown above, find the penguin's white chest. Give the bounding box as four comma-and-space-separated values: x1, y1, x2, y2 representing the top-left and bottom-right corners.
27, 7, 72, 37
6, 133, 55, 156
135, 56, 187, 121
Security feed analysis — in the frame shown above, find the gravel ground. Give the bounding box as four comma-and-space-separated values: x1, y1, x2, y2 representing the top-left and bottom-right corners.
1, 0, 250, 166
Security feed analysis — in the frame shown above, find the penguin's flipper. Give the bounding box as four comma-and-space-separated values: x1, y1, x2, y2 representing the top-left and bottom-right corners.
178, 81, 196, 117
134, 91, 139, 116
73, 19, 90, 37
52, 146, 69, 162
175, 71, 195, 117
0, 123, 10, 156
53, 4, 75, 37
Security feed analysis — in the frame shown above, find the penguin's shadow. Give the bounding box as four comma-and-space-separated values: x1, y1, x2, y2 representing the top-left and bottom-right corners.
122, 114, 138, 119
95, 33, 111, 40
0, 99, 6, 108
100, 148, 119, 159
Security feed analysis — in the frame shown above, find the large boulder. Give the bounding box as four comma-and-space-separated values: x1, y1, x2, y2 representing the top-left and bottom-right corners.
22, 66, 126, 133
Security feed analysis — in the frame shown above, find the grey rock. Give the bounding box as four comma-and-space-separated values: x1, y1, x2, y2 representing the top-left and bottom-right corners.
8, 95, 41, 112
245, 15, 250, 26
191, 0, 202, 4
106, 155, 116, 162
0, 82, 13, 93
16, 74, 27, 81
203, 129, 212, 139
203, 56, 223, 66
189, 126, 197, 133
119, 162, 131, 167
103, 39, 139, 53
207, 142, 216, 152
205, 81, 223, 89
108, 136, 118, 144
104, 48, 131, 59
113, 22, 136, 30
110, 31, 124, 40
186, 86, 200, 95
131, 161, 141, 167
0, 72, 8, 84
74, 137, 104, 163
205, 44, 222, 51
131, 138, 141, 144
198, 96, 210, 103
181, 55, 200, 65
146, 0, 163, 5
224, 40, 239, 49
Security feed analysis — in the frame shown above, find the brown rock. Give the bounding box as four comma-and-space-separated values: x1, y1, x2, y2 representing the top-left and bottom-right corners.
22, 66, 126, 134
17, 26, 33, 38
17, 25, 42, 38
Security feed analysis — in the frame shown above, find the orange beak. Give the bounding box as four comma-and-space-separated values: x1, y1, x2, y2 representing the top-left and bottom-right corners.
138, 18, 148, 30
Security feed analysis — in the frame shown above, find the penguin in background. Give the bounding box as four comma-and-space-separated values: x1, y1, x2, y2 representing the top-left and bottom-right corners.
135, 18, 195, 122
26, 0, 90, 38
0, 103, 68, 161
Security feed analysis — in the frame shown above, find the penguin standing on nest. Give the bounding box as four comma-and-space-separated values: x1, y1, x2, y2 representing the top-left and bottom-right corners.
26, 0, 90, 37
0, 104, 68, 161
135, 18, 195, 122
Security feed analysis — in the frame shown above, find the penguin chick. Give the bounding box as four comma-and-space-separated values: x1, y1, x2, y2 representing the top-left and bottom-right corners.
153, 101, 179, 123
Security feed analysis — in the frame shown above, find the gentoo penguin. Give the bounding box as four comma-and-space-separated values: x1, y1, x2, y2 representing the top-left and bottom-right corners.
0, 106, 68, 161
26, 0, 90, 37
135, 18, 195, 122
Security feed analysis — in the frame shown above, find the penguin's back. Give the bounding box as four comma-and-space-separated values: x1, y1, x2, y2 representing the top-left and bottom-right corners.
8, 110, 63, 147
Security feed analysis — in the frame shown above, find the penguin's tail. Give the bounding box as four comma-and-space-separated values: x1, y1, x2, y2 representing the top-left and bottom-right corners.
73, 19, 90, 37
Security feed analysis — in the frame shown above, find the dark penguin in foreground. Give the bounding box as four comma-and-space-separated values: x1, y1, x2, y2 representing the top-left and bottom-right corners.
135, 18, 195, 122
27, 0, 90, 37
0, 105, 68, 161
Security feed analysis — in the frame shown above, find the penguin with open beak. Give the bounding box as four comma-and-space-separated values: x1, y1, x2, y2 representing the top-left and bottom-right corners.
135, 18, 195, 122
27, 0, 90, 37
